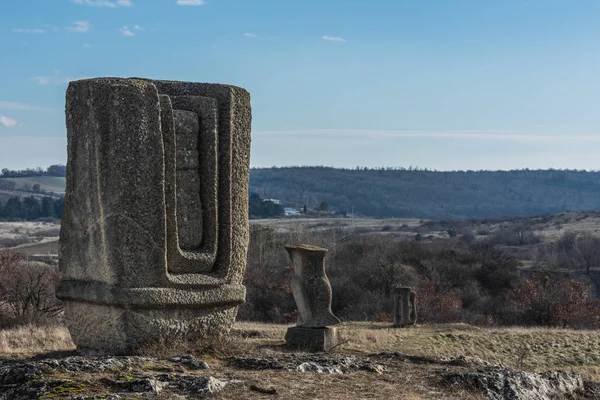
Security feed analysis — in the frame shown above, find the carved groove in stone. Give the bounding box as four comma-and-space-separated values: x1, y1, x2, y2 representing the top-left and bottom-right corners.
166, 96, 219, 274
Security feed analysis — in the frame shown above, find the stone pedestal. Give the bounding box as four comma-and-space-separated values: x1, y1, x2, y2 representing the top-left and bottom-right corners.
285, 326, 342, 352
393, 287, 417, 327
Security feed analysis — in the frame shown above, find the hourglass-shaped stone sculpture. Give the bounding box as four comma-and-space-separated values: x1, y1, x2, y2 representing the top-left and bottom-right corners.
284, 244, 341, 351
393, 287, 417, 327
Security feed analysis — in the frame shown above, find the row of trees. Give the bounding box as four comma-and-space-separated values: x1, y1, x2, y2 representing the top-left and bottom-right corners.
0, 196, 64, 221
249, 193, 284, 218
0, 165, 66, 178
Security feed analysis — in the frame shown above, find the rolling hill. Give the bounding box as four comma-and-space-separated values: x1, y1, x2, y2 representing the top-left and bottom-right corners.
0, 176, 66, 194
250, 167, 600, 219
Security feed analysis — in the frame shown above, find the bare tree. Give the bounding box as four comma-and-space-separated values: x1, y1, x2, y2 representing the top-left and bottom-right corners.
0, 250, 62, 325
575, 232, 600, 275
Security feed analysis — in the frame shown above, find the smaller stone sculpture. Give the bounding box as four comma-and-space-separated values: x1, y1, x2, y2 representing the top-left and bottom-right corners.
284, 244, 341, 351
393, 287, 417, 327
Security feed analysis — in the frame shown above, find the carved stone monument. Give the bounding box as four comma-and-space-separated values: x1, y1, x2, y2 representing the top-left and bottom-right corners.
284, 244, 341, 351
393, 287, 417, 327
57, 78, 251, 354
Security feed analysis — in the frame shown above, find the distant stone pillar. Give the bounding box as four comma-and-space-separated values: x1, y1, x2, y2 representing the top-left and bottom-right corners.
393, 287, 417, 327
284, 245, 341, 351
57, 78, 251, 354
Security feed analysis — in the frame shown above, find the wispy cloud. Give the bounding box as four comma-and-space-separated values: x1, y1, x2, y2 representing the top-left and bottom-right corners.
253, 129, 600, 144
73, 0, 132, 7
12, 28, 46, 34
133, 24, 143, 30
34, 77, 51, 85
0, 116, 18, 128
322, 35, 345, 42
176, 0, 205, 5
83, 43, 92, 48
0, 101, 52, 111
119, 26, 135, 36
34, 76, 90, 85
65, 21, 90, 33
244, 32, 257, 38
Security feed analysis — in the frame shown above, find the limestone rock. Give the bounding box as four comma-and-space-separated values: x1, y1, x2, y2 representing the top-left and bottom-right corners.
443, 368, 584, 400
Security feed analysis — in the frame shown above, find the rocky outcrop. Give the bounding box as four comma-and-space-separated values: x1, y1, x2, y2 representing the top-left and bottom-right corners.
444, 367, 585, 400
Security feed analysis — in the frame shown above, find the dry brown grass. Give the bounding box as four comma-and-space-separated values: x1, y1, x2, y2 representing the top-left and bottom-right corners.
0, 324, 74, 357
235, 321, 600, 380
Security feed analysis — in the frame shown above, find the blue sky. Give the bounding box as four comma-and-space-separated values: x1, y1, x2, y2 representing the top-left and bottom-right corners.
1, 0, 600, 170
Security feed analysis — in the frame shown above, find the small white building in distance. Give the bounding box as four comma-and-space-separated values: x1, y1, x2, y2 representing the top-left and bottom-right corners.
284, 207, 301, 216
263, 198, 281, 205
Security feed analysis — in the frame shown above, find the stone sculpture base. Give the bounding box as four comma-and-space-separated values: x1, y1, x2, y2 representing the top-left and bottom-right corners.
65, 303, 238, 355
285, 326, 342, 352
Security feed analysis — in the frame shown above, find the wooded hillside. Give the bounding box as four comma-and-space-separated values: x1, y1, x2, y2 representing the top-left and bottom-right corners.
249, 167, 600, 218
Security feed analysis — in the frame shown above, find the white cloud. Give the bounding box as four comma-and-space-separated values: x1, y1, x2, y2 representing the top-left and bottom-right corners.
322, 35, 345, 42
73, 0, 132, 7
65, 21, 90, 33
0, 101, 52, 111
120, 26, 135, 36
83, 43, 92, 48
176, 0, 205, 5
133, 24, 143, 30
244, 32, 257, 37
0, 116, 18, 128
12, 28, 46, 34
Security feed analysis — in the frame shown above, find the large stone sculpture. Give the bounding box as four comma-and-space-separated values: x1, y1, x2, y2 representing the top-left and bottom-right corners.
57, 78, 251, 353
284, 244, 342, 351
393, 287, 417, 327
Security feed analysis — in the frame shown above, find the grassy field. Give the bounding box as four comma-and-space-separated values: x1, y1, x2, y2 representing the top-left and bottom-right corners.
0, 322, 597, 399
232, 322, 600, 380
252, 211, 600, 244
0, 221, 61, 249
0, 176, 66, 194
3, 322, 600, 377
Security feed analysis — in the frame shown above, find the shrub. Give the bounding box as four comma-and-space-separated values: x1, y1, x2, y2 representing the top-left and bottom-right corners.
507, 274, 597, 328
0, 250, 62, 327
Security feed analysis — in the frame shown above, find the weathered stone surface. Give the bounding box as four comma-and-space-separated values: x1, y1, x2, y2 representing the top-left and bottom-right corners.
58, 78, 251, 354
285, 244, 340, 328
170, 355, 209, 370
285, 326, 342, 352
393, 287, 417, 327
443, 368, 584, 400
228, 354, 385, 374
